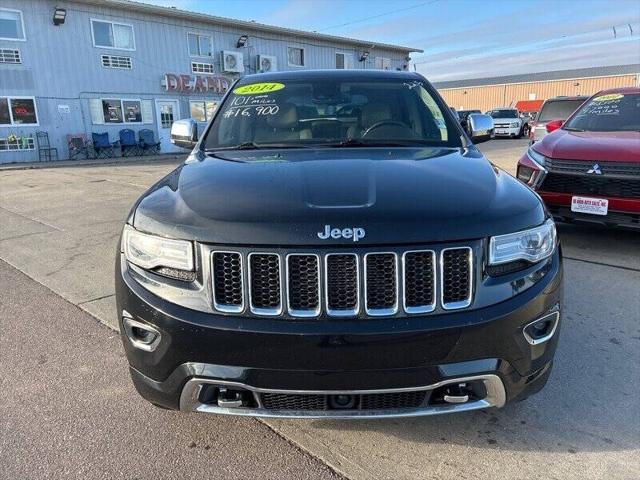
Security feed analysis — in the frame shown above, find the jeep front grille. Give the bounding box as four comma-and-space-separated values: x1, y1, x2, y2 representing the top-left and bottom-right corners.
210, 246, 473, 318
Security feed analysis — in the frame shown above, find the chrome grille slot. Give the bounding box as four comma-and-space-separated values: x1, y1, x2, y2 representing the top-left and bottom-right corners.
440, 247, 473, 309
212, 251, 244, 312
364, 253, 398, 316
286, 254, 321, 317
325, 254, 359, 316
248, 253, 282, 315
403, 250, 436, 313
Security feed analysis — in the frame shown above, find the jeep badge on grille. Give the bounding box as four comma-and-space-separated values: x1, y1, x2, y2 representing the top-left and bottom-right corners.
317, 225, 366, 242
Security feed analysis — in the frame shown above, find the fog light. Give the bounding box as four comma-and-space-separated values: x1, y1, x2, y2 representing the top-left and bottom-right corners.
122, 311, 161, 352
523, 310, 560, 345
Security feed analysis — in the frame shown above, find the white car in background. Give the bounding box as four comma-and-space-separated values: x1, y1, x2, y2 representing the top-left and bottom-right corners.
487, 108, 524, 138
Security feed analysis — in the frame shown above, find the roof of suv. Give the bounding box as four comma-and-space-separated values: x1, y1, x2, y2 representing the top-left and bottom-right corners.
544, 96, 589, 102
593, 86, 640, 95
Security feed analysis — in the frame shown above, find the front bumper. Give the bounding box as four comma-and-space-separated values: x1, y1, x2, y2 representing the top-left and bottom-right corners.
493, 126, 521, 137
539, 191, 640, 229
116, 250, 563, 418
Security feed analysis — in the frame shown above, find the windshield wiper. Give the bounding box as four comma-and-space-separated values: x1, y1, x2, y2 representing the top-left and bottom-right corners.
326, 139, 442, 148
563, 127, 585, 132
206, 142, 312, 151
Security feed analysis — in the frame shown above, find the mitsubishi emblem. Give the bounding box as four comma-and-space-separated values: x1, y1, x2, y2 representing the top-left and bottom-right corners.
587, 163, 602, 175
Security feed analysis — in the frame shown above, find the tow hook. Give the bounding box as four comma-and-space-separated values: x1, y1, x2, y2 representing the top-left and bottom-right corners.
216, 387, 245, 408
443, 383, 470, 404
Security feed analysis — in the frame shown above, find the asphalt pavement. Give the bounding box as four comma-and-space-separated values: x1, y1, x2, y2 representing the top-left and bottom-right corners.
0, 260, 340, 480
1, 138, 639, 479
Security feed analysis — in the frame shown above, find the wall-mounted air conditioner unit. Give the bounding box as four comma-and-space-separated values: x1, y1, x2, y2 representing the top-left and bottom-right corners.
221, 50, 244, 73
257, 54, 277, 73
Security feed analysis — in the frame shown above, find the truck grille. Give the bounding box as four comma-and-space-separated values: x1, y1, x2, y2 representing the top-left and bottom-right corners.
541, 159, 640, 199
210, 247, 473, 318
540, 173, 640, 198
545, 159, 640, 177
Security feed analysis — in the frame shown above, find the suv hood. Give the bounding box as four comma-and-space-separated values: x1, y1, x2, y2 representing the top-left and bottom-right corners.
133, 148, 545, 245
536, 129, 640, 162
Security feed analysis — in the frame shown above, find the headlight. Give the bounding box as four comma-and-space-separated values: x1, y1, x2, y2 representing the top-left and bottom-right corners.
510, 122, 520, 127
526, 147, 546, 167
123, 225, 194, 271
489, 219, 557, 265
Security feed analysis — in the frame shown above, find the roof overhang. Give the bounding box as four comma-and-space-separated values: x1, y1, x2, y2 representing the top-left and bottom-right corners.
71, 0, 423, 54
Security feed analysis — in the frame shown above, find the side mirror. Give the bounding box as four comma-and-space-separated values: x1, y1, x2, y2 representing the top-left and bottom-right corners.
171, 119, 198, 149
545, 119, 563, 133
468, 114, 494, 144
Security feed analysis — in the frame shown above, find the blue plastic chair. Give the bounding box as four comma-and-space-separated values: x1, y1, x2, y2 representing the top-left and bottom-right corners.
91, 132, 117, 158
138, 129, 161, 155
119, 129, 140, 157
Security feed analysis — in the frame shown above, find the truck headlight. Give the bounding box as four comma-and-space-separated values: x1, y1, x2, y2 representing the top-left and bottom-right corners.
526, 147, 547, 167
123, 225, 194, 271
489, 219, 557, 265
510, 122, 520, 128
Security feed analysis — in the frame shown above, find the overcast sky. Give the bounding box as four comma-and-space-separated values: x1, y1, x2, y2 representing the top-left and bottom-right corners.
142, 0, 640, 81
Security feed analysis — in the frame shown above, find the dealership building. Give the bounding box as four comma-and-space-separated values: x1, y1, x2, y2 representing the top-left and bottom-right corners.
0, 0, 420, 163
434, 64, 640, 113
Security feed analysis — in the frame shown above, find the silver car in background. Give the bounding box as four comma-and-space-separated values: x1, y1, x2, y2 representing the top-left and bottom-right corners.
529, 96, 588, 144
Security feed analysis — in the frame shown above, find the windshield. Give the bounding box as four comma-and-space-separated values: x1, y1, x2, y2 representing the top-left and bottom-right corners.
538, 99, 585, 122
202, 78, 462, 150
488, 109, 518, 118
563, 93, 640, 132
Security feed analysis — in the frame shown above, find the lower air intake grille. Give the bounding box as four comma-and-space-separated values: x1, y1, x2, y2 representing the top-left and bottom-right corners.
441, 248, 472, 308
540, 173, 640, 198
360, 391, 427, 410
260, 391, 427, 411
261, 393, 328, 410
249, 254, 282, 314
212, 252, 243, 311
365, 253, 398, 314
326, 254, 359, 315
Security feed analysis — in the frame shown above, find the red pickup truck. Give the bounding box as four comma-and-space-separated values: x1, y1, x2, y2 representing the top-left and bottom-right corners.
517, 87, 640, 229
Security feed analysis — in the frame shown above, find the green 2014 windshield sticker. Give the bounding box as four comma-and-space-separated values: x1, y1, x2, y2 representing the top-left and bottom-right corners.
593, 94, 624, 102
233, 82, 285, 95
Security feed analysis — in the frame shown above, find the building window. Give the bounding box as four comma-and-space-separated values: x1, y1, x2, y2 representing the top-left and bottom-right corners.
188, 33, 212, 57
287, 47, 304, 67
100, 99, 142, 124
189, 101, 217, 122
102, 99, 123, 123
101, 54, 132, 69
0, 96, 38, 126
0, 8, 25, 41
122, 100, 142, 122
0, 48, 21, 64
191, 62, 214, 74
375, 57, 391, 70
91, 19, 135, 50
335, 52, 353, 69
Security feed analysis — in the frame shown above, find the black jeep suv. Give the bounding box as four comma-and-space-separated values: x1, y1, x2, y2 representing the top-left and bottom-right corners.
116, 70, 562, 419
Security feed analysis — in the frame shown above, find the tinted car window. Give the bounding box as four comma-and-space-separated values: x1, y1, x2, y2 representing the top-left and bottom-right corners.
564, 93, 640, 132
203, 78, 462, 150
488, 110, 518, 118
538, 99, 586, 122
